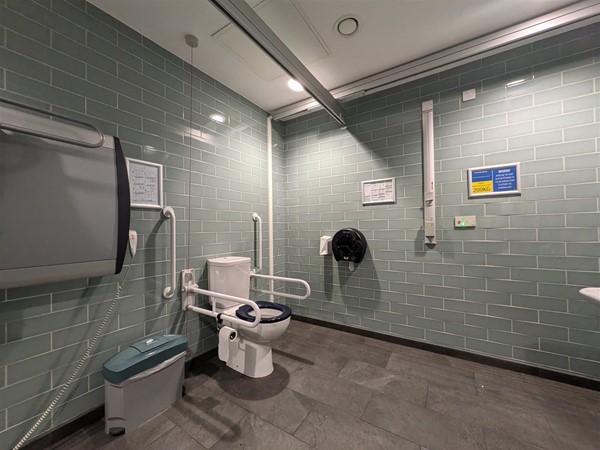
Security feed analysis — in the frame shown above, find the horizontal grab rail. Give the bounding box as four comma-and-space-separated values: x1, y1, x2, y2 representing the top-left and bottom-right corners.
184, 285, 261, 328
250, 273, 311, 301
0, 97, 105, 148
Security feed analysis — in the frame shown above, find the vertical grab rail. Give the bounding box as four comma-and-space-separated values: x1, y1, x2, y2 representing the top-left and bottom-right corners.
162, 206, 176, 298
252, 212, 262, 274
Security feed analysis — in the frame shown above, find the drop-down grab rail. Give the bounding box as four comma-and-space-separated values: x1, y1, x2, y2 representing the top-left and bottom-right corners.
250, 273, 311, 301
184, 284, 262, 328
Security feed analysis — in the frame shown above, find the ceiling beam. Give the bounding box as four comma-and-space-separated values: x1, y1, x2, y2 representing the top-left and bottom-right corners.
272, 0, 600, 122
208, 0, 345, 126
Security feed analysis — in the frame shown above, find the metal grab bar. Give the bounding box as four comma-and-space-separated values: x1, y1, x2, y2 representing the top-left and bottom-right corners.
184, 285, 262, 328
0, 97, 105, 148
251, 212, 262, 274
250, 273, 311, 301
162, 206, 176, 299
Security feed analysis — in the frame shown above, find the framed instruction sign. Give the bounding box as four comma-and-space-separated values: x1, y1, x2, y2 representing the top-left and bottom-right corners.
362, 178, 396, 205
126, 158, 164, 209
468, 163, 521, 198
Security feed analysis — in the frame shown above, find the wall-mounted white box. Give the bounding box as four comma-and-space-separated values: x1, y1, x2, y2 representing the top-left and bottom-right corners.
454, 216, 477, 228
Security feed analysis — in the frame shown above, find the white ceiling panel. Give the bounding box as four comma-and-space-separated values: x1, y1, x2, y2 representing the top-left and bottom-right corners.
90, 0, 581, 112
213, 0, 328, 81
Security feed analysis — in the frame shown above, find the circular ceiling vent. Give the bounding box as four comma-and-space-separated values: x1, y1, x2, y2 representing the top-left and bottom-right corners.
336, 16, 359, 37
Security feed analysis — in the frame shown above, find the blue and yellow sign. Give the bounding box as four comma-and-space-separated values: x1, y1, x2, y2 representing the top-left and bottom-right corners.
468, 163, 521, 198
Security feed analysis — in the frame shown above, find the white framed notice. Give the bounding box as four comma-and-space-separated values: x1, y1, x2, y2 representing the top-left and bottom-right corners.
126, 158, 164, 209
362, 178, 396, 205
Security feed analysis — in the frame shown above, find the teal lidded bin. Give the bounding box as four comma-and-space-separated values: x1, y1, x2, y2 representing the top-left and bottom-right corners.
103, 334, 187, 436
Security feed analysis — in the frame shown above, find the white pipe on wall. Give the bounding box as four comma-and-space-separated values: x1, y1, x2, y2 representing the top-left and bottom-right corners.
267, 116, 274, 302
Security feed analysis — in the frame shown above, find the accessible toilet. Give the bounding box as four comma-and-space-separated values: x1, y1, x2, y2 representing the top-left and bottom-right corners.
208, 256, 291, 378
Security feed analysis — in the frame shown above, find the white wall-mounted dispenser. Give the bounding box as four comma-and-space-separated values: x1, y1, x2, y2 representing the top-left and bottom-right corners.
320, 235, 332, 256
0, 99, 130, 289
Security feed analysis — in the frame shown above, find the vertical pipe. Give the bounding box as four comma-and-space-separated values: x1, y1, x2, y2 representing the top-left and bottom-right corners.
422, 100, 436, 245
267, 116, 274, 302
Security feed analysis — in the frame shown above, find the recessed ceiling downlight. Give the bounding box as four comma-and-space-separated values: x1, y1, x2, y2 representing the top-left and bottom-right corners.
210, 113, 226, 123
287, 78, 304, 92
336, 16, 359, 37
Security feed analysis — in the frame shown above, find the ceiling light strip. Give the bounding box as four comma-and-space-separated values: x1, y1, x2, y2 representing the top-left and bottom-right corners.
208, 0, 345, 126
273, 0, 600, 121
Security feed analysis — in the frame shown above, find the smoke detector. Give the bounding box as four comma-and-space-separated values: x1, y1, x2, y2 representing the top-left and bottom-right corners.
335, 16, 359, 37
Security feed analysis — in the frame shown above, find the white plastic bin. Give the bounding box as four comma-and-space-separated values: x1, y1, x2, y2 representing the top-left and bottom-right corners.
103, 334, 187, 435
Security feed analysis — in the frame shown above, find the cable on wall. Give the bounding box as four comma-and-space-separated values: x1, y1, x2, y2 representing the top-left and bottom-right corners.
182, 34, 199, 350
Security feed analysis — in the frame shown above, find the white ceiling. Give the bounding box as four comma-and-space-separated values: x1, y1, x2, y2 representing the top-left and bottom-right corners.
89, 0, 578, 113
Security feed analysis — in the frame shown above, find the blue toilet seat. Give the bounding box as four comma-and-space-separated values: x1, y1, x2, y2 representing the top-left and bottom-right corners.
235, 301, 292, 324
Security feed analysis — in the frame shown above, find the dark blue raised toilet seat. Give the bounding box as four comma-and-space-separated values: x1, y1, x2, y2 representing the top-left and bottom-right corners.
235, 301, 292, 324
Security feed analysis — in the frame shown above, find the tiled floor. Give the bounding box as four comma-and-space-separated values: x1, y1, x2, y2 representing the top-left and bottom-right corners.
51, 320, 600, 450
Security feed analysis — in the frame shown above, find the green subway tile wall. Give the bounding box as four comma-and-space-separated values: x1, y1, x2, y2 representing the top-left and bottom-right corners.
0, 1, 285, 447
0, 1, 599, 447
281, 23, 600, 381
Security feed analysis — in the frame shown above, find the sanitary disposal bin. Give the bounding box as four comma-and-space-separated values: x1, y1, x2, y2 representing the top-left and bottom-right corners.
103, 334, 187, 435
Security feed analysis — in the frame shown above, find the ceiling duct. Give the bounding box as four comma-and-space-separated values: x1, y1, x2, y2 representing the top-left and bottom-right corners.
273, 0, 600, 121
209, 0, 345, 126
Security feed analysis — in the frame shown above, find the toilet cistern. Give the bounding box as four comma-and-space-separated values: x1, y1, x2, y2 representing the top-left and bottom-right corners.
181, 257, 310, 378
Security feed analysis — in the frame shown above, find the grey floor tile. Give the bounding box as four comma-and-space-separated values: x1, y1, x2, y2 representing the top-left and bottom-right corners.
202, 361, 316, 434
97, 413, 176, 450
364, 337, 451, 365
273, 340, 350, 374
543, 405, 600, 450
286, 320, 323, 336
272, 346, 305, 374
294, 400, 418, 450
284, 364, 373, 418
41, 321, 600, 450
476, 370, 600, 424
337, 359, 428, 407
222, 388, 317, 435
362, 392, 487, 450
426, 385, 559, 450
303, 323, 367, 347
70, 421, 113, 449
162, 383, 248, 449
321, 339, 392, 368
47, 428, 94, 450
519, 373, 600, 409
211, 413, 314, 450
187, 357, 246, 385
145, 426, 206, 450
183, 361, 215, 393
387, 351, 477, 396
483, 429, 546, 450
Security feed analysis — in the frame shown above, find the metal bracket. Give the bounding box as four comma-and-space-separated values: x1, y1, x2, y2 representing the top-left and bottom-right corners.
181, 269, 198, 311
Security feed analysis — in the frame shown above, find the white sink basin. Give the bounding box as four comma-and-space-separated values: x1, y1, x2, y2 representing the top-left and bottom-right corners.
579, 288, 600, 306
